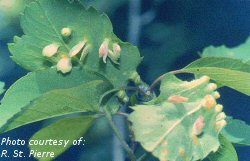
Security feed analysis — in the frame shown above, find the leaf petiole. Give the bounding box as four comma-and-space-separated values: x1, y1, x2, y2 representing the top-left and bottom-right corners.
149, 69, 186, 92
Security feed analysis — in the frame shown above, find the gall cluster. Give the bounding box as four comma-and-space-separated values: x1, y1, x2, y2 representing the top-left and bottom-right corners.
42, 27, 122, 74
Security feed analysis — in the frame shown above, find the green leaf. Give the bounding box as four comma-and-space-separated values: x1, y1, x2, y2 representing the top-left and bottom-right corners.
208, 135, 238, 161
1, 80, 111, 133
0, 81, 4, 95
8, 0, 141, 87
129, 74, 224, 161
0, 68, 110, 133
150, 73, 219, 104
185, 57, 250, 73
222, 118, 250, 146
202, 37, 250, 63
29, 116, 95, 161
183, 57, 250, 96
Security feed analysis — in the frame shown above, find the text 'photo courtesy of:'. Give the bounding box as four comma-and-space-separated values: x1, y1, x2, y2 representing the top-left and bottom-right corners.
0, 0, 249, 161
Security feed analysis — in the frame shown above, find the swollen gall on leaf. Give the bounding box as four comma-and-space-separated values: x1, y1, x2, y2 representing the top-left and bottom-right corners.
181, 75, 210, 90
202, 95, 216, 109
80, 44, 91, 61
216, 112, 226, 121
167, 95, 189, 104
193, 116, 205, 136
56, 55, 72, 74
206, 83, 218, 92
113, 43, 121, 55
215, 104, 223, 112
108, 50, 120, 64
216, 120, 227, 131
69, 40, 87, 57
212, 91, 220, 99
42, 43, 59, 57
109, 43, 122, 62
99, 38, 109, 63
61, 27, 72, 37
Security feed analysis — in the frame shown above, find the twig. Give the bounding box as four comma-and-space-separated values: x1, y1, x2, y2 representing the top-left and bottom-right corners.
99, 86, 148, 108
99, 87, 139, 161
99, 87, 136, 107
137, 152, 151, 161
116, 112, 129, 118
103, 107, 137, 161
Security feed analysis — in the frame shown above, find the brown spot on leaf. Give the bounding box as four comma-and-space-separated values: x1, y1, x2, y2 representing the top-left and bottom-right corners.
179, 148, 185, 157
162, 149, 168, 156
193, 135, 199, 145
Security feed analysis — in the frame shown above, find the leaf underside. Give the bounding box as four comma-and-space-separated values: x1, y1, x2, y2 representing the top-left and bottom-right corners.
129, 74, 224, 161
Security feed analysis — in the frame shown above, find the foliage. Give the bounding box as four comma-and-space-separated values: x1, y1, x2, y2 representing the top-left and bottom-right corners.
0, 0, 249, 161
202, 37, 250, 63
30, 116, 95, 161
0, 79, 111, 133
129, 75, 223, 161
0, 81, 4, 95
183, 57, 250, 96
222, 117, 250, 146
208, 135, 238, 161
8, 0, 141, 87
0, 68, 110, 132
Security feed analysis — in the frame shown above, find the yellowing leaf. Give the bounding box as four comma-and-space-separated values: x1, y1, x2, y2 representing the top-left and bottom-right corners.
129, 74, 225, 161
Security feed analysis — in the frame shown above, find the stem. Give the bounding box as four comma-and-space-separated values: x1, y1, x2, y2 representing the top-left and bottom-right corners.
99, 86, 148, 108
103, 107, 137, 161
116, 112, 129, 118
149, 69, 185, 92
99, 86, 147, 161
137, 152, 151, 161
98, 87, 135, 107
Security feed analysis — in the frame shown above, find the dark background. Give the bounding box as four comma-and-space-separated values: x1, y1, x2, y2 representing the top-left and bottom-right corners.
0, 0, 249, 160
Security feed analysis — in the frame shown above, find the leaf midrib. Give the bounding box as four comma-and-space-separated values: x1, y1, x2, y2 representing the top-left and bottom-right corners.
37, 1, 71, 51
149, 103, 203, 152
